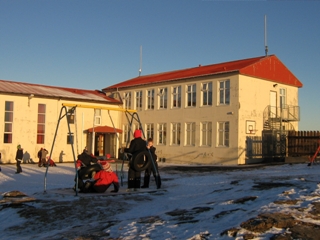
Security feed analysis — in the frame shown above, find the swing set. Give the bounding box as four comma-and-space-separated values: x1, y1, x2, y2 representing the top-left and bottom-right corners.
44, 103, 160, 196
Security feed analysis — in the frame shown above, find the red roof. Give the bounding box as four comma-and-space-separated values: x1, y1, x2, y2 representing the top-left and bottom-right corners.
85, 125, 122, 133
0, 80, 121, 104
103, 55, 302, 91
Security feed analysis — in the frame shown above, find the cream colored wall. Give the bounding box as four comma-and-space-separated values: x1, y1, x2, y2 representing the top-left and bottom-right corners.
119, 74, 241, 165
237, 75, 299, 164
0, 95, 122, 164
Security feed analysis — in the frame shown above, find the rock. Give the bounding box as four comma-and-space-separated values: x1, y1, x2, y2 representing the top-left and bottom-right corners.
240, 213, 297, 232
220, 227, 239, 237
2, 190, 28, 197
290, 223, 320, 240
0, 191, 36, 205
274, 199, 299, 205
233, 196, 257, 204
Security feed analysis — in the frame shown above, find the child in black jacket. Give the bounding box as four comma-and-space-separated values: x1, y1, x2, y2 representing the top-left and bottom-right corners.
141, 138, 161, 189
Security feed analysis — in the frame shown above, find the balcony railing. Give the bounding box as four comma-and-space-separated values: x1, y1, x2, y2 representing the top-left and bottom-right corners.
266, 105, 300, 122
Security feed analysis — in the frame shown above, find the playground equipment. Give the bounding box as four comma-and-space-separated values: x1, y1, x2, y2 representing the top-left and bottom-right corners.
44, 103, 160, 196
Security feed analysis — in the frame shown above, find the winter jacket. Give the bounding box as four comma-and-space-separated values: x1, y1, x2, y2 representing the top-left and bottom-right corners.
15, 149, 23, 161
77, 152, 98, 167
93, 171, 119, 193
124, 137, 146, 160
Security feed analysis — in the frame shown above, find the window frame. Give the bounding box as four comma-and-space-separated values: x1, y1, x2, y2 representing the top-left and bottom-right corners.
158, 87, 168, 109
146, 123, 154, 140
158, 123, 167, 145
172, 85, 181, 108
201, 82, 212, 106
200, 121, 212, 147
4, 101, 14, 143
123, 124, 130, 144
186, 84, 196, 107
185, 122, 196, 146
135, 90, 143, 111
218, 80, 230, 105
171, 122, 181, 146
37, 104, 46, 144
280, 88, 286, 109
123, 92, 132, 109
217, 121, 229, 147
147, 89, 155, 110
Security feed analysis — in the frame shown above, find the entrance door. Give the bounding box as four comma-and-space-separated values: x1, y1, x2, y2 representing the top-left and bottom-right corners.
269, 91, 277, 118
95, 134, 104, 156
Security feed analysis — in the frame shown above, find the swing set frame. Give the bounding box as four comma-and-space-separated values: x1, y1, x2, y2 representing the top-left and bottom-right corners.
44, 103, 160, 196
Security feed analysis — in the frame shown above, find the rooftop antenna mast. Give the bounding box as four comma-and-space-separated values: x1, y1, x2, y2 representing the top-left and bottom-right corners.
264, 15, 268, 56
139, 45, 142, 76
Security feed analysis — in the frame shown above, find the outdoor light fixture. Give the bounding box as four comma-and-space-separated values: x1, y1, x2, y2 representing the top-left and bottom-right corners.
28, 94, 34, 106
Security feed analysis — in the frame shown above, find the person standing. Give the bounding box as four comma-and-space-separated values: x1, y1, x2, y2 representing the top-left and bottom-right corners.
37, 148, 42, 167
141, 138, 161, 189
15, 144, 23, 174
40, 148, 48, 167
124, 129, 146, 191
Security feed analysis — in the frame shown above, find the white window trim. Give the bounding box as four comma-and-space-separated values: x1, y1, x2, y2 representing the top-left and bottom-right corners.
218, 80, 230, 105
186, 84, 196, 107
185, 122, 196, 146
200, 121, 212, 147
171, 122, 181, 146
201, 82, 212, 106
217, 121, 229, 147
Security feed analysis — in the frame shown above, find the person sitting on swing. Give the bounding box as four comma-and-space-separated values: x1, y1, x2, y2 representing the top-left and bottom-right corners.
141, 138, 161, 189
74, 150, 101, 191
82, 161, 119, 193
124, 129, 146, 191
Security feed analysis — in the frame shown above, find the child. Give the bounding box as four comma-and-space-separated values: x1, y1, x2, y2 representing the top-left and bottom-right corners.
141, 138, 161, 189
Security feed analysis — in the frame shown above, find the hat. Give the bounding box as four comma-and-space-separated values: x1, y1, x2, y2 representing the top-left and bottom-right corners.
134, 129, 142, 138
101, 161, 112, 172
17, 144, 21, 149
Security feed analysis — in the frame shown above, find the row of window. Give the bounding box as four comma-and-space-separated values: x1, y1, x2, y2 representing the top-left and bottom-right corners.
123, 80, 230, 110
123, 121, 230, 147
3, 101, 46, 144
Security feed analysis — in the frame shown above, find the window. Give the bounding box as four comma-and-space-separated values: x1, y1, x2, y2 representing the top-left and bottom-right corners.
146, 123, 154, 140
185, 122, 196, 146
201, 122, 212, 146
187, 84, 196, 107
147, 89, 154, 110
158, 123, 166, 145
280, 88, 286, 109
123, 92, 131, 109
202, 82, 212, 106
4, 101, 13, 143
218, 80, 230, 105
218, 121, 229, 147
123, 124, 130, 144
37, 104, 46, 144
171, 123, 181, 145
94, 109, 101, 125
135, 91, 142, 111
158, 88, 167, 109
172, 86, 181, 108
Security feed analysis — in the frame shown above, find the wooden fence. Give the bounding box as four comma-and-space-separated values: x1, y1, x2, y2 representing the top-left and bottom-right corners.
287, 131, 320, 157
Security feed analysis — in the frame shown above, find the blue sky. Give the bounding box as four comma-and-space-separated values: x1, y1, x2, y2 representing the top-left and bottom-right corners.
1, 0, 319, 130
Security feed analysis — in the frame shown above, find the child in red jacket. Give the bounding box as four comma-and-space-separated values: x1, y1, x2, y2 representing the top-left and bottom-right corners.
92, 161, 119, 193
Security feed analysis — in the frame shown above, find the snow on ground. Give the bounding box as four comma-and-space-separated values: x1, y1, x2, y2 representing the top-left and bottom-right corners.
1, 162, 320, 239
